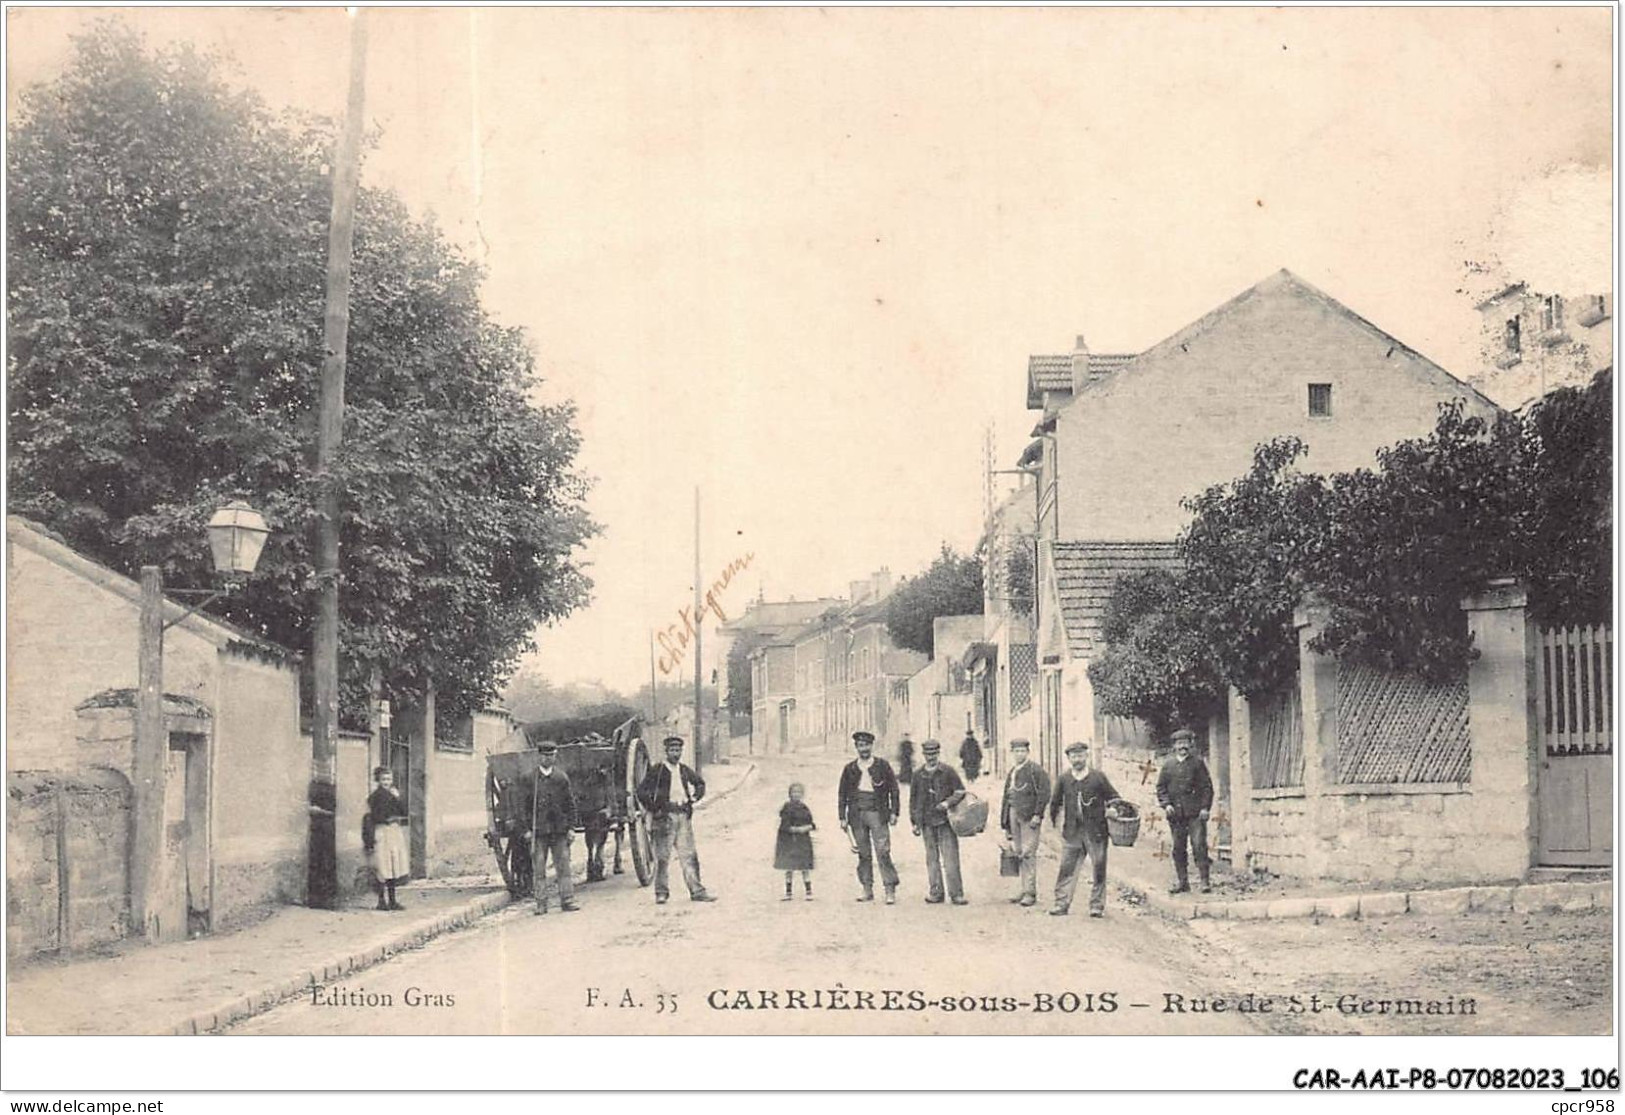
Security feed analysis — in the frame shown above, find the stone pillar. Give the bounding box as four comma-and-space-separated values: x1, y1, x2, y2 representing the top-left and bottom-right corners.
1461, 578, 1538, 879
409, 684, 436, 879
1208, 708, 1232, 860
1227, 687, 1253, 872
1294, 599, 1338, 879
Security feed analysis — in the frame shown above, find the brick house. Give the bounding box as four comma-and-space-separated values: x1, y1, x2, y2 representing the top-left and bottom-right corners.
1024, 270, 1505, 794
756, 570, 926, 753
7, 516, 308, 958
1473, 285, 1612, 410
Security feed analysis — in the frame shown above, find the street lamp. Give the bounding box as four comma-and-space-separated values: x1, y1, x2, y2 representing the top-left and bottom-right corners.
132, 499, 269, 940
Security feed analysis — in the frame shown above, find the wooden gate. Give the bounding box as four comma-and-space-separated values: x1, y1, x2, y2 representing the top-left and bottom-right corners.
1535, 624, 1613, 866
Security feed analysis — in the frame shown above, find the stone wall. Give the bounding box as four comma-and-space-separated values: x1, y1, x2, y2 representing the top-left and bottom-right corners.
6, 770, 131, 960
211, 652, 307, 919
1228, 583, 1540, 887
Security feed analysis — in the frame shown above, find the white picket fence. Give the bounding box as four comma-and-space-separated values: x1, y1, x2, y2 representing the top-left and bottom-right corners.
1534, 623, 1613, 755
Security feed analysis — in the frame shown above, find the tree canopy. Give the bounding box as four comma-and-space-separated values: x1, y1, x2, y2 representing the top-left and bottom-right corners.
8, 24, 597, 724
1092, 378, 1613, 726
885, 543, 984, 656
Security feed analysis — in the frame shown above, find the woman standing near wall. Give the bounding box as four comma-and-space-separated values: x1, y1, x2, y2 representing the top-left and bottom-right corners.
364, 767, 411, 911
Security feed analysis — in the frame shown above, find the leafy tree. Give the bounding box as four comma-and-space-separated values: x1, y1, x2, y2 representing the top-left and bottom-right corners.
724, 628, 774, 714
1087, 567, 1225, 738
1091, 378, 1613, 719
8, 24, 597, 724
1302, 403, 1527, 681
884, 543, 984, 656
1177, 437, 1323, 698
1520, 367, 1612, 626
1004, 540, 1035, 617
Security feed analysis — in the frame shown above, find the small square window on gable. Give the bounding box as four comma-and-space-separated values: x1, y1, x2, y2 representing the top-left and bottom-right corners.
1308, 382, 1333, 418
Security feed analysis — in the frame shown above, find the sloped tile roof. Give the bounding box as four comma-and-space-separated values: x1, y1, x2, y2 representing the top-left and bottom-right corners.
1026, 353, 1139, 408
1051, 541, 1180, 661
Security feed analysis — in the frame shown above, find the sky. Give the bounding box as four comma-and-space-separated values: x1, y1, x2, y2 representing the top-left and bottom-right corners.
6, 6, 1614, 693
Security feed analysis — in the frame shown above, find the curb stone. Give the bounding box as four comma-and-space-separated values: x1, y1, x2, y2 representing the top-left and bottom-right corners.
1123, 874, 1602, 924
176, 888, 513, 1034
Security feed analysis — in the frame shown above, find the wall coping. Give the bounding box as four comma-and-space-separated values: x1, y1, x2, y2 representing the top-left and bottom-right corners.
1323, 781, 1470, 797
1250, 786, 1307, 800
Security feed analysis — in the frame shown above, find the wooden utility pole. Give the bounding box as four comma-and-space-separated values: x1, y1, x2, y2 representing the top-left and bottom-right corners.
132, 566, 166, 937
309, 9, 369, 909
648, 629, 659, 723
692, 487, 703, 776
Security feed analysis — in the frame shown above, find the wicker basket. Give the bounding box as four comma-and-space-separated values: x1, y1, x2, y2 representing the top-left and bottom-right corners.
1105, 800, 1140, 847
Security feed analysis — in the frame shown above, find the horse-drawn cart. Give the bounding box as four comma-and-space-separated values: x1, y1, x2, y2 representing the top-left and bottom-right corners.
484, 715, 657, 896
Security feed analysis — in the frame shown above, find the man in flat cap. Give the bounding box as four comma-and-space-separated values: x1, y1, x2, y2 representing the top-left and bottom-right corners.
837, 729, 901, 903
909, 739, 968, 905
1156, 729, 1214, 894
636, 735, 717, 904
1048, 740, 1119, 917
531, 741, 580, 915
999, 738, 1050, 907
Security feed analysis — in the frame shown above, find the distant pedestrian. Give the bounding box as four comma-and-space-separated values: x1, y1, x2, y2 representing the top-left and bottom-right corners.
910, 739, 968, 905
775, 782, 816, 901
837, 730, 901, 904
896, 734, 916, 785
1049, 741, 1120, 917
959, 731, 984, 781
636, 735, 717, 904
999, 738, 1050, 907
364, 767, 410, 912
1156, 729, 1214, 894
530, 741, 580, 915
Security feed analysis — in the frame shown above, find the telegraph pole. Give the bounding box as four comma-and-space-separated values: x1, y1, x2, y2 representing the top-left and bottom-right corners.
692, 487, 703, 776
309, 8, 369, 909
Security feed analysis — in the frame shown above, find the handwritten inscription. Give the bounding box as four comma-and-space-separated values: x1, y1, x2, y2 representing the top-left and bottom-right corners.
656, 553, 756, 676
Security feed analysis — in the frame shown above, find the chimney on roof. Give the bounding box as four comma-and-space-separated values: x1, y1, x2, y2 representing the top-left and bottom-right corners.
1070, 333, 1090, 394
872, 567, 893, 599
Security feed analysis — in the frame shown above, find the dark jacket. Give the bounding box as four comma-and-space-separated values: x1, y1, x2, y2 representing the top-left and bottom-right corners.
959, 735, 984, 778
1000, 760, 1051, 831
909, 763, 966, 829
838, 757, 901, 824
532, 766, 577, 838
1048, 769, 1120, 843
637, 762, 706, 817
1156, 756, 1214, 819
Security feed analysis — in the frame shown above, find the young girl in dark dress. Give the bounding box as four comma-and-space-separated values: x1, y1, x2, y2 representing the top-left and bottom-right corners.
775, 782, 816, 901
364, 767, 411, 911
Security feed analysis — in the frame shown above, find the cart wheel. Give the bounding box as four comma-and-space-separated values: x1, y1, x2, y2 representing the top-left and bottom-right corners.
485, 768, 532, 897
624, 735, 654, 887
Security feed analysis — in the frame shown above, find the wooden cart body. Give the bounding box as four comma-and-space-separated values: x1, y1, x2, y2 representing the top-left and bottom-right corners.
484, 716, 655, 895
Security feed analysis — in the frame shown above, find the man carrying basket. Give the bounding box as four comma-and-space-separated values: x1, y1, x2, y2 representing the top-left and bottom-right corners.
909, 739, 968, 905
1048, 741, 1121, 918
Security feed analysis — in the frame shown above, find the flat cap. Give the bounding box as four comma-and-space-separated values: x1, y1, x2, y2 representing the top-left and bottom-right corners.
535, 739, 559, 754
1009, 737, 1032, 751
661, 735, 685, 747
921, 739, 942, 754
1171, 729, 1196, 744
852, 730, 875, 744
1064, 741, 1089, 755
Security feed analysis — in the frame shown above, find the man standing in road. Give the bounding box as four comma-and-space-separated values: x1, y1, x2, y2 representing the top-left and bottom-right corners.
837, 730, 901, 904
531, 740, 581, 915
637, 735, 718, 904
1049, 741, 1119, 917
999, 738, 1050, 907
909, 739, 968, 905
1156, 729, 1214, 894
